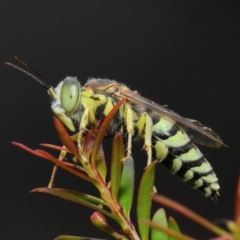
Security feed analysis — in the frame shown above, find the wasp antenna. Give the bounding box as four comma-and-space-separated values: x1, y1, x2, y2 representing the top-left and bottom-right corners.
14, 56, 49, 86
5, 61, 50, 89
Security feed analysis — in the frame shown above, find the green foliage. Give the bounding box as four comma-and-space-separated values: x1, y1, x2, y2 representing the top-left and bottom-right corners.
137, 161, 156, 240
118, 156, 134, 218
151, 209, 168, 240
13, 101, 240, 240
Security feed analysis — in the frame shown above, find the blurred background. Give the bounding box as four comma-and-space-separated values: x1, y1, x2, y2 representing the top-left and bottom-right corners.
0, 1, 239, 239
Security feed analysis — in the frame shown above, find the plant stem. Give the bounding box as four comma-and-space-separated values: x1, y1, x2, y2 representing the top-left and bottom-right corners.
85, 163, 140, 240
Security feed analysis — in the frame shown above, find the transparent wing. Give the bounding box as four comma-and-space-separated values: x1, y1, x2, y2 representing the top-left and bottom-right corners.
120, 90, 225, 148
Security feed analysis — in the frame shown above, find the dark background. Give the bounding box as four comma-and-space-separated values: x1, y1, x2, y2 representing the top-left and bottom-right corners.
0, 1, 239, 239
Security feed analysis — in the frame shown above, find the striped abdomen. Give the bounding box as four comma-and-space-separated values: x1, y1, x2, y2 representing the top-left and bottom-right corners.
151, 114, 220, 201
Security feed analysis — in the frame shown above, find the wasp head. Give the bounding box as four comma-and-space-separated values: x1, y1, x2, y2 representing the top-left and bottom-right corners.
5, 57, 81, 132
50, 77, 81, 132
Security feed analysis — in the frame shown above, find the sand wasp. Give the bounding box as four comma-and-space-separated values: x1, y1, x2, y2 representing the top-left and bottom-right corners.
6, 57, 226, 201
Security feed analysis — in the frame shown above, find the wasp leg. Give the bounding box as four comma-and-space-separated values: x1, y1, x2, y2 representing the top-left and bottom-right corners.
77, 107, 95, 154
135, 112, 153, 166
48, 147, 67, 188
122, 103, 134, 163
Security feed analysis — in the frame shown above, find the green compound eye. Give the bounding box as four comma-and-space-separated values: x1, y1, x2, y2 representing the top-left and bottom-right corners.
60, 77, 81, 113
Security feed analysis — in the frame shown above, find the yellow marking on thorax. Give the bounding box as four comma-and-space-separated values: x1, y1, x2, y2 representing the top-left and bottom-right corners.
81, 89, 107, 113
81, 87, 94, 97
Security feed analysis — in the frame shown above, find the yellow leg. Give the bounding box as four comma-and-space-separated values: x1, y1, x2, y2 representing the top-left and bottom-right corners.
122, 103, 134, 163
49, 107, 96, 187
77, 107, 95, 154
48, 147, 67, 188
136, 112, 153, 166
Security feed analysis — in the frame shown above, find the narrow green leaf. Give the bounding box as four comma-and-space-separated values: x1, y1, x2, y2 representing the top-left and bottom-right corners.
137, 161, 157, 240
88, 135, 107, 181
55, 236, 86, 240
144, 220, 194, 240
53, 117, 80, 158
226, 221, 240, 239
32, 187, 118, 221
95, 144, 107, 181
111, 134, 124, 201
55, 236, 107, 240
118, 157, 134, 218
153, 195, 231, 238
168, 216, 181, 240
31, 188, 105, 205
151, 208, 168, 240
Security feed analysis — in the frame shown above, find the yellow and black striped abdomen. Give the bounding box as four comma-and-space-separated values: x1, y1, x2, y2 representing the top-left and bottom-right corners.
151, 114, 220, 201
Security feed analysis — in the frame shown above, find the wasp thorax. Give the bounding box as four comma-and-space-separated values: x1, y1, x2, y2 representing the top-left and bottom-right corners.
60, 77, 81, 114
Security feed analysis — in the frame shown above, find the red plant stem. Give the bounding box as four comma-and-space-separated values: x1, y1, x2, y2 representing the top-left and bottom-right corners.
83, 160, 140, 240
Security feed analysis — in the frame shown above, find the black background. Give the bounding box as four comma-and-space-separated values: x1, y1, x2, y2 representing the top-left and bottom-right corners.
0, 1, 239, 239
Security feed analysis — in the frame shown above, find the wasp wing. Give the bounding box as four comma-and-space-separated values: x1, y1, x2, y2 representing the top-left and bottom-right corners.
178, 118, 226, 148
120, 90, 225, 148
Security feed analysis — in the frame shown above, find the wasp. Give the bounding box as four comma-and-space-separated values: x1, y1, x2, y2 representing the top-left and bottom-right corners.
6, 57, 226, 201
